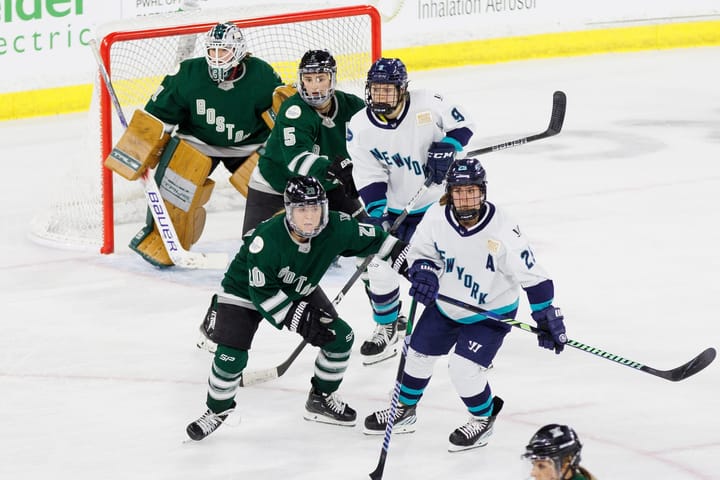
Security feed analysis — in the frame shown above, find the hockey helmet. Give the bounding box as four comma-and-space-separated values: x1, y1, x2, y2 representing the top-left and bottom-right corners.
522, 424, 583, 479
445, 158, 487, 223
365, 57, 409, 115
284, 176, 329, 239
204, 22, 247, 83
297, 49, 337, 107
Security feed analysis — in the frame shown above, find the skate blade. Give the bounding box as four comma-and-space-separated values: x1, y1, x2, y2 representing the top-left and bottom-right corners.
303, 412, 356, 427
362, 423, 416, 435
361, 345, 399, 366
447, 441, 489, 453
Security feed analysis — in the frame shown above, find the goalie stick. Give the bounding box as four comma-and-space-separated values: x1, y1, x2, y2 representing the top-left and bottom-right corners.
243, 92, 569, 385
89, 39, 228, 270
466, 90, 566, 157
436, 293, 716, 382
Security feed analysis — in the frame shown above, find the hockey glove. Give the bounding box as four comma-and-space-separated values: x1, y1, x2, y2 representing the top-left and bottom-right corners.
327, 157, 359, 199
531, 306, 567, 354
283, 301, 336, 347
408, 261, 440, 306
425, 141, 456, 184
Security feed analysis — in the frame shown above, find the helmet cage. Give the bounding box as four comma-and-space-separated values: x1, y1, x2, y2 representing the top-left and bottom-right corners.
365, 57, 409, 115
297, 50, 337, 107
445, 158, 487, 222
284, 177, 329, 239
204, 23, 247, 83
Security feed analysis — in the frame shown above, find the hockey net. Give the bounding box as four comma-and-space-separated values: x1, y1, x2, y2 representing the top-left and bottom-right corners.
30, 4, 381, 253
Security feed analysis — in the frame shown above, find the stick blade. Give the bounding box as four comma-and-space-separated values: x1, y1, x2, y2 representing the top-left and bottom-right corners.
547, 90, 567, 135
651, 347, 716, 382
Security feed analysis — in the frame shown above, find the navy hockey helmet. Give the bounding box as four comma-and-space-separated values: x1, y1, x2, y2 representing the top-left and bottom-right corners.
522, 424, 583, 478
297, 49, 337, 107
284, 176, 329, 239
445, 158, 487, 222
204, 22, 248, 83
365, 57, 409, 115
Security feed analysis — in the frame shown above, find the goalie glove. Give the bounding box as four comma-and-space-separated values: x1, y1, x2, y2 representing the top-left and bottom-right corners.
425, 141, 456, 184
283, 301, 336, 347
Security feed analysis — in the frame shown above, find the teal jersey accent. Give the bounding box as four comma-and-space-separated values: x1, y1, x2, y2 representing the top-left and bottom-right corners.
257, 91, 365, 193
144, 56, 283, 147
221, 211, 398, 328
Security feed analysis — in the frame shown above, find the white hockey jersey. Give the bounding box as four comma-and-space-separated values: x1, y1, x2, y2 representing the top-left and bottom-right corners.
347, 89, 474, 215
408, 201, 553, 323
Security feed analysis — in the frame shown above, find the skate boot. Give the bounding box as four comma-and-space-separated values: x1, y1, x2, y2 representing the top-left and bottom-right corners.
360, 320, 399, 365
363, 403, 417, 435
448, 396, 504, 452
304, 386, 357, 426
186, 407, 234, 441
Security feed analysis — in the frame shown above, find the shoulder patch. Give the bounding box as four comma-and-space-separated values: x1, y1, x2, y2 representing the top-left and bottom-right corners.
416, 111, 433, 126
285, 105, 302, 120
249, 236, 265, 254
346, 127, 354, 142
487, 238, 501, 254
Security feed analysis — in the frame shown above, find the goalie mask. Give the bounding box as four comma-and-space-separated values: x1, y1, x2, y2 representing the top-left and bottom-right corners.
297, 49, 337, 108
284, 176, 329, 239
445, 158, 487, 223
522, 424, 583, 480
365, 57, 409, 115
204, 22, 248, 83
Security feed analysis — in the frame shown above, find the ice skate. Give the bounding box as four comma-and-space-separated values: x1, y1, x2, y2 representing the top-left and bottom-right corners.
363, 403, 417, 435
186, 407, 234, 441
360, 320, 399, 365
304, 386, 357, 426
448, 396, 504, 452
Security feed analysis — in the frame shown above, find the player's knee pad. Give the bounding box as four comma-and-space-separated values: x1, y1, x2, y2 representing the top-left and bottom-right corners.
448, 351, 489, 398
213, 344, 249, 376
105, 109, 170, 181
320, 317, 354, 355
129, 137, 215, 266
404, 347, 441, 379
201, 294, 262, 351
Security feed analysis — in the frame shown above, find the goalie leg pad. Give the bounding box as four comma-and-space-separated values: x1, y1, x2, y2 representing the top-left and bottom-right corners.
129, 138, 215, 266
229, 149, 261, 198
201, 294, 263, 351
104, 109, 170, 180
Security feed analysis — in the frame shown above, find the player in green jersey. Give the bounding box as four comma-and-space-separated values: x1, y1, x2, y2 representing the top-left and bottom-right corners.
186, 176, 409, 441
242, 49, 367, 235
128, 22, 284, 266
522, 424, 597, 480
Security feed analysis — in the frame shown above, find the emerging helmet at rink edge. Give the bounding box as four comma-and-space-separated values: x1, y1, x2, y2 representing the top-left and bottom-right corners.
365, 57, 409, 115
522, 424, 583, 479
204, 22, 248, 83
284, 176, 330, 239
445, 158, 487, 223
297, 49, 337, 107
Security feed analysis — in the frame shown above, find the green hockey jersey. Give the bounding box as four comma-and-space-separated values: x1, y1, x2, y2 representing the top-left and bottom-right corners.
144, 56, 283, 148
257, 91, 365, 193
221, 211, 401, 328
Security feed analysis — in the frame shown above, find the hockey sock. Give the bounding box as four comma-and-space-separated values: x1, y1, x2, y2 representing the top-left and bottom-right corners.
206, 345, 248, 413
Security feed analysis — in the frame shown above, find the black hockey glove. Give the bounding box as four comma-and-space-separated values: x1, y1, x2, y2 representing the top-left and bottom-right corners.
531, 306, 567, 354
327, 157, 359, 199
425, 141, 456, 184
283, 301, 336, 347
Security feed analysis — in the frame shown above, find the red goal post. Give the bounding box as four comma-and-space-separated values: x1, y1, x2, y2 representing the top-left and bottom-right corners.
80, 5, 380, 254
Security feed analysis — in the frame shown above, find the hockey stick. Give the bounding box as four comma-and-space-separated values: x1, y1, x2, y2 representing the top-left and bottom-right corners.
466, 90, 566, 157
89, 39, 228, 270
369, 300, 417, 480
436, 293, 716, 382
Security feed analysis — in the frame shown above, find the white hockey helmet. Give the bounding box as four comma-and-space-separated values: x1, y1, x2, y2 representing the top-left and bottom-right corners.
204, 22, 248, 83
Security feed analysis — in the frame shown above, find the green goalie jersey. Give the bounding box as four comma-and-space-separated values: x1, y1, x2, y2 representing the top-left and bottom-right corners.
144, 56, 283, 148
221, 211, 403, 328
257, 91, 365, 193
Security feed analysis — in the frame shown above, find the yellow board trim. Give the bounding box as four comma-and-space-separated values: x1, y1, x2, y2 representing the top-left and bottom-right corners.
2, 20, 720, 121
